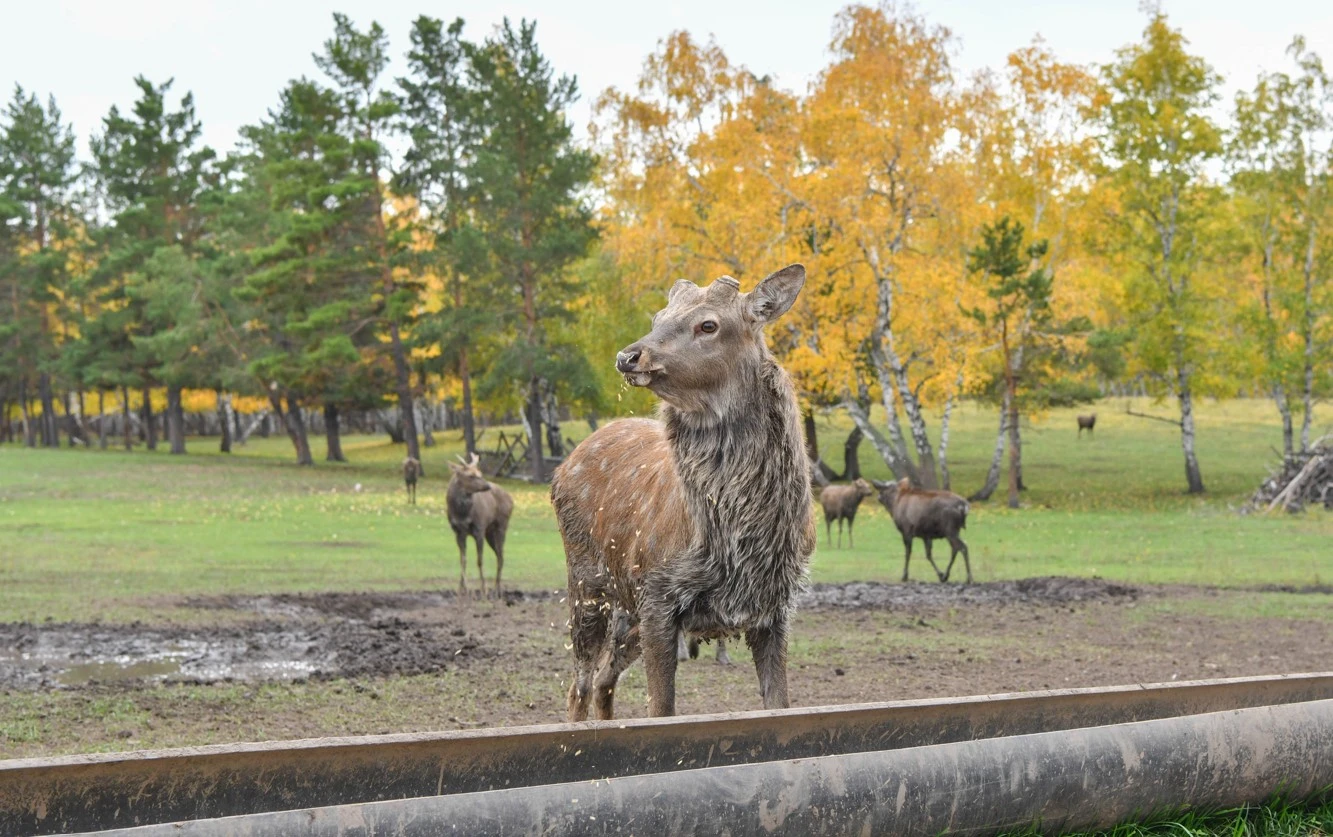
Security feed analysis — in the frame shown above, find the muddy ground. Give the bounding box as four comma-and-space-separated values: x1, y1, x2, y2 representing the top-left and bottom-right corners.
3, 577, 1332, 755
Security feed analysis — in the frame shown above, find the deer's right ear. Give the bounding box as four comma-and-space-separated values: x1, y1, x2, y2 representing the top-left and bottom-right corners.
746, 264, 805, 324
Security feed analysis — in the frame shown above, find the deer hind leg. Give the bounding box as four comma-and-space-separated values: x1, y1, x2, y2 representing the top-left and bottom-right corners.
837, 518, 844, 549
486, 524, 506, 596
923, 538, 948, 582
676, 631, 694, 662
948, 534, 972, 584
592, 611, 640, 720
566, 586, 609, 722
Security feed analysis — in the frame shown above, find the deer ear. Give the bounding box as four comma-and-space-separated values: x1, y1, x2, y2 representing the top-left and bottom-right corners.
746, 264, 805, 324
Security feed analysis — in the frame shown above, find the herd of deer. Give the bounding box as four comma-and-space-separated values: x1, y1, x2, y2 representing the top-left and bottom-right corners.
399, 265, 1102, 721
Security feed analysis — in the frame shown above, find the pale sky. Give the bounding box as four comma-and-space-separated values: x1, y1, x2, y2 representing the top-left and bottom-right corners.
3, 0, 1332, 157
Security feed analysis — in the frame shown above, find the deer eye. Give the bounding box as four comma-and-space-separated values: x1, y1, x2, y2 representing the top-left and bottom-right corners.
699, 320, 718, 334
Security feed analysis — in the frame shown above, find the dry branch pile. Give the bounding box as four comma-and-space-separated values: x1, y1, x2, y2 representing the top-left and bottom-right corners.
1242, 437, 1333, 514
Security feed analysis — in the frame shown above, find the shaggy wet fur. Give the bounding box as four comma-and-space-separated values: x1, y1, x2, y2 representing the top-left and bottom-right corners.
552, 266, 815, 719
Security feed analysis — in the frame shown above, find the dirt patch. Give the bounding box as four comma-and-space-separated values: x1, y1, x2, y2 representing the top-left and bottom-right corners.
800, 577, 1140, 609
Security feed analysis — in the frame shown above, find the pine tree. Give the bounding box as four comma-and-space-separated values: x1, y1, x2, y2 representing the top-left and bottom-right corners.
469, 19, 597, 481
398, 15, 488, 458
88, 77, 215, 454
0, 87, 79, 448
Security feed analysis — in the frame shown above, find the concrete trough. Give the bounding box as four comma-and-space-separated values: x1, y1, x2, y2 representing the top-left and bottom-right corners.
4, 673, 1333, 835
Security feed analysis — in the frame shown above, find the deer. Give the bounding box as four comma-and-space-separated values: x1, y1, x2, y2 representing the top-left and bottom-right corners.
402, 457, 421, 504
446, 453, 514, 598
872, 477, 972, 584
1078, 413, 1097, 437
551, 265, 815, 720
819, 478, 875, 548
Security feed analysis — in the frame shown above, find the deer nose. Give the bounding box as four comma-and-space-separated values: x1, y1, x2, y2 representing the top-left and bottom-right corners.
615, 347, 642, 373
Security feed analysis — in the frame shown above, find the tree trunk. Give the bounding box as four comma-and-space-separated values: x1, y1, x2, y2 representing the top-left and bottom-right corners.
1299, 221, 1316, 453
142, 385, 157, 451
803, 409, 819, 463
1006, 393, 1021, 509
417, 368, 435, 449
971, 397, 1008, 502
543, 385, 565, 458
842, 427, 863, 481
459, 348, 477, 457
844, 399, 912, 481
324, 403, 346, 462
1178, 370, 1205, 494
269, 392, 313, 466
38, 372, 57, 447
527, 377, 546, 482
19, 379, 34, 447
97, 390, 108, 450
166, 385, 186, 455
937, 396, 956, 493
76, 389, 88, 447
64, 391, 77, 447
388, 328, 421, 471
1274, 385, 1294, 457
218, 391, 232, 454
121, 386, 133, 451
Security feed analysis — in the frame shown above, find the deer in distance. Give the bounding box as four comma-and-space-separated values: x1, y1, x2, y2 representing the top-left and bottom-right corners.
551, 265, 815, 720
819, 478, 875, 548
1078, 413, 1097, 437
873, 477, 972, 584
402, 457, 421, 504
446, 453, 513, 598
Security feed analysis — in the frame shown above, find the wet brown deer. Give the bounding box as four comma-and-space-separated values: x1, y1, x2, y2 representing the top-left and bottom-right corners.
447, 453, 514, 598
551, 265, 815, 720
402, 457, 421, 504
873, 478, 972, 584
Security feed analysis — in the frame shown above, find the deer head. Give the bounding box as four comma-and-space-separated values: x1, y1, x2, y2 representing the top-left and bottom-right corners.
449, 453, 491, 494
615, 264, 806, 416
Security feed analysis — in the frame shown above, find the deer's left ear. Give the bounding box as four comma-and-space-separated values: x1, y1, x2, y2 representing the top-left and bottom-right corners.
745, 264, 805, 324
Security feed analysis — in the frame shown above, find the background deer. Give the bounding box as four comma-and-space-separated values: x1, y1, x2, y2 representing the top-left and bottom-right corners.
402, 457, 421, 504
1078, 413, 1097, 436
873, 477, 972, 583
447, 453, 513, 598
819, 478, 874, 548
552, 265, 815, 720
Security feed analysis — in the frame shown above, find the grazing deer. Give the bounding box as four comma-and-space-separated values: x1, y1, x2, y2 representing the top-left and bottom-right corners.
819, 478, 875, 548
552, 265, 815, 720
1077, 413, 1097, 437
873, 478, 972, 583
447, 453, 514, 598
402, 457, 421, 505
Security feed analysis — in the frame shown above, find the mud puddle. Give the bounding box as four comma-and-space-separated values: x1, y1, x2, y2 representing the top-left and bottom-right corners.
0, 606, 490, 691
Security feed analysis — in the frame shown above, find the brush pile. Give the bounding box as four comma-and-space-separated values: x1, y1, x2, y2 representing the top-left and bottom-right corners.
1242, 437, 1333, 514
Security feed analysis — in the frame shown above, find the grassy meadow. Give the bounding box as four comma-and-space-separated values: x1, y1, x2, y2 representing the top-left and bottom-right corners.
1, 397, 1331, 624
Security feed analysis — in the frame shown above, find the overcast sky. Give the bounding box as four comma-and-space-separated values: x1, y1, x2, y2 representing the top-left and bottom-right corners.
3, 0, 1331, 156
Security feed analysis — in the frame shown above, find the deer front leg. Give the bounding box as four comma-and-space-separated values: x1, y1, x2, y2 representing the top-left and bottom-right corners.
923, 538, 948, 582
454, 530, 469, 596
474, 532, 487, 599
746, 620, 790, 710
639, 603, 679, 717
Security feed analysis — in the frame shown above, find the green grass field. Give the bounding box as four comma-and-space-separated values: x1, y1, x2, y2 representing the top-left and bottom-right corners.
1, 397, 1330, 624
